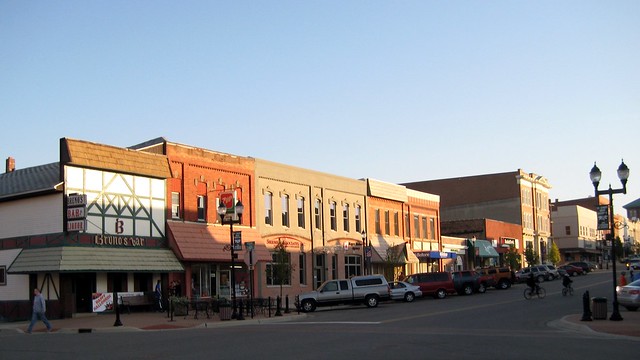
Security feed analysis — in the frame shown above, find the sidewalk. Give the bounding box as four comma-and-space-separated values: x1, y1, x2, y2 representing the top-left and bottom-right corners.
558, 308, 640, 339
0, 309, 306, 334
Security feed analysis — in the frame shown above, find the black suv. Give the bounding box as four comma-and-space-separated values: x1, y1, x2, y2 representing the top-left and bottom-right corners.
451, 270, 484, 295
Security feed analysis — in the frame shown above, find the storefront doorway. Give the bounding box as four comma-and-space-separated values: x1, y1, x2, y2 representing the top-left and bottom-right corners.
60, 273, 95, 314
219, 269, 231, 299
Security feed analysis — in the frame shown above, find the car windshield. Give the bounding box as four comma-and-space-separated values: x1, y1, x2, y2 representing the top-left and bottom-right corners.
628, 279, 640, 287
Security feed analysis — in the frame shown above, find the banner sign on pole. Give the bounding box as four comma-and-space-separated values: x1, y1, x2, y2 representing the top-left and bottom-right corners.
597, 205, 609, 230
233, 231, 242, 251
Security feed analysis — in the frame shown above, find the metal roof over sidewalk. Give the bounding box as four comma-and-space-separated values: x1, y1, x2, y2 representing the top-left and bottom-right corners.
8, 247, 184, 273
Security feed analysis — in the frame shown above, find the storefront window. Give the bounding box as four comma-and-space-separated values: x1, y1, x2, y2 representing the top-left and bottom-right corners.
344, 255, 361, 277
192, 264, 212, 298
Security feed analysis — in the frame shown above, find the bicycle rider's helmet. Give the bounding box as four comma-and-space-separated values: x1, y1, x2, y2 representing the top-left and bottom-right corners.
564, 273, 570, 277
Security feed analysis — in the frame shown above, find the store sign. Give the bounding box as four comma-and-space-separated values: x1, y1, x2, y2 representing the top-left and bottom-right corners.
92, 291, 142, 312
94, 235, 146, 247
220, 191, 236, 214
67, 194, 87, 206
67, 219, 86, 232
65, 193, 88, 232
67, 206, 86, 219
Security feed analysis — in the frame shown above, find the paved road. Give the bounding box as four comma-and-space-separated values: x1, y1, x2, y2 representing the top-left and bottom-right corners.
1, 271, 636, 359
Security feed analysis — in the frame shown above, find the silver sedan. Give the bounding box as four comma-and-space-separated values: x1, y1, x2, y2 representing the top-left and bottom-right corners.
389, 281, 422, 302
616, 279, 640, 311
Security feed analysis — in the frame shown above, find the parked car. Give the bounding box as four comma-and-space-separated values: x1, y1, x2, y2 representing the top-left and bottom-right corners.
389, 281, 422, 302
477, 266, 514, 289
557, 268, 568, 278
451, 270, 484, 295
559, 264, 584, 276
295, 274, 390, 312
616, 279, 640, 311
404, 272, 456, 299
566, 261, 596, 273
540, 264, 560, 280
515, 266, 550, 283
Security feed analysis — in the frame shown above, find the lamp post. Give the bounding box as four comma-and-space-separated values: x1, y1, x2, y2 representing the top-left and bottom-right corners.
589, 159, 630, 321
217, 199, 244, 320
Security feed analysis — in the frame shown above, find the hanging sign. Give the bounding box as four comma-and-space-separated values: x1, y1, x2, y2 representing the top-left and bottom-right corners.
597, 205, 609, 230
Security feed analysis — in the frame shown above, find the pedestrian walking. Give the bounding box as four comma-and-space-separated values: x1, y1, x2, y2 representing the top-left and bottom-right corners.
155, 280, 163, 311
619, 272, 628, 287
26, 288, 52, 334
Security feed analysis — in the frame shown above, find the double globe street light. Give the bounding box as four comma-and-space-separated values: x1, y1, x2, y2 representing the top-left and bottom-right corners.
589, 159, 630, 321
217, 199, 244, 320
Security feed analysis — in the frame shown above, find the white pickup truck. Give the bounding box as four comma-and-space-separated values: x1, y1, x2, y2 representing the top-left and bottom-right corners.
295, 274, 391, 312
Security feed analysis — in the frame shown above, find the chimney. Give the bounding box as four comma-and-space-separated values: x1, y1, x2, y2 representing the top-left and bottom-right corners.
6, 157, 15, 173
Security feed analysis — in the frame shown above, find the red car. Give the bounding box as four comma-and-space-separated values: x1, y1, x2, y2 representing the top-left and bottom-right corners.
559, 264, 584, 276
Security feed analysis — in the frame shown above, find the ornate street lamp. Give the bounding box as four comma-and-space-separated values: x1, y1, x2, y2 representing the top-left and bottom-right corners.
217, 199, 244, 320
590, 159, 630, 321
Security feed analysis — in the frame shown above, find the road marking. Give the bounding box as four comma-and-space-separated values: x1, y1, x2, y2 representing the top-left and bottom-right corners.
273, 321, 381, 325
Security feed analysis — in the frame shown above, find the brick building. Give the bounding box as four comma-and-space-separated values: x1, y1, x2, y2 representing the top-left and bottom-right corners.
403, 169, 551, 266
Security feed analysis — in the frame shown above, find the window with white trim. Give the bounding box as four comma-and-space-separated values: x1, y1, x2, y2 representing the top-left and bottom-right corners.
282, 194, 290, 227
171, 192, 181, 219
343, 203, 349, 232
344, 255, 361, 277
330, 201, 337, 231
197, 195, 206, 221
265, 192, 273, 226
297, 197, 305, 229
315, 199, 322, 230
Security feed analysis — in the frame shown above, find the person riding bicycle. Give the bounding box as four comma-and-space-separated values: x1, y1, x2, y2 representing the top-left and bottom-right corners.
562, 273, 573, 289
526, 273, 539, 294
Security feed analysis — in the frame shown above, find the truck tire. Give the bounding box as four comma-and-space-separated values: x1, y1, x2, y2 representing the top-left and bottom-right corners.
478, 283, 486, 293
301, 299, 316, 312
462, 283, 473, 295
498, 279, 510, 289
365, 295, 379, 308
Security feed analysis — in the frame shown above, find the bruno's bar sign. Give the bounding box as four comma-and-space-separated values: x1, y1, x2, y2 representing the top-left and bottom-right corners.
94, 235, 146, 247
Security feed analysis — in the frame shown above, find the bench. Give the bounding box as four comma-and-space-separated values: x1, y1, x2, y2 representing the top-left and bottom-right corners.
120, 293, 156, 314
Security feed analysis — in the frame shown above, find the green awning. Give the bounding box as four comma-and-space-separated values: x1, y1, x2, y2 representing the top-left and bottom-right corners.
8, 247, 184, 273
473, 240, 499, 258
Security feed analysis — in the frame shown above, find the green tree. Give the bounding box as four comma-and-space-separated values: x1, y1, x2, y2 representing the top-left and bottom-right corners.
548, 242, 561, 265
614, 237, 624, 259
384, 243, 405, 281
269, 239, 295, 315
504, 245, 521, 270
524, 243, 539, 266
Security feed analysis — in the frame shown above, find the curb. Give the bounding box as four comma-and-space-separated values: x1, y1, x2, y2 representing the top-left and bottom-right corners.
549, 315, 640, 341
0, 313, 308, 334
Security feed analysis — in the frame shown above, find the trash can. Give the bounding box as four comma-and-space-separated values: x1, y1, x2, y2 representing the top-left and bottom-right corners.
219, 305, 232, 321
592, 297, 607, 320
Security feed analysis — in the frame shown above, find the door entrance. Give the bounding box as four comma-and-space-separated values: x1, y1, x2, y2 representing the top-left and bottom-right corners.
314, 254, 326, 289
60, 273, 95, 313
219, 270, 231, 300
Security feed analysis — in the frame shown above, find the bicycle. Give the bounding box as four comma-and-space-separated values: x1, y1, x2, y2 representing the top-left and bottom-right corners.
524, 286, 546, 299
562, 285, 574, 296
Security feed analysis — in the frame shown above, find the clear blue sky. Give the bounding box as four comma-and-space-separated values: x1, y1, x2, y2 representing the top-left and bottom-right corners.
1, 1, 639, 215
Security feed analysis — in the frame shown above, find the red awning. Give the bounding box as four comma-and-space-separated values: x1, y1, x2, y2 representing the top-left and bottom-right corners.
167, 221, 272, 262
